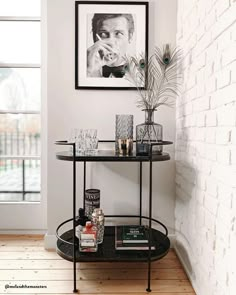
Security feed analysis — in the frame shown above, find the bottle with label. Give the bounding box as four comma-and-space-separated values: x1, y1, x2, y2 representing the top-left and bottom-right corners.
79, 221, 97, 252
92, 208, 105, 244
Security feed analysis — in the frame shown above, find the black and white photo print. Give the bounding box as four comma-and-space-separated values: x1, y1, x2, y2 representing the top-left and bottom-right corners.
75, 1, 148, 89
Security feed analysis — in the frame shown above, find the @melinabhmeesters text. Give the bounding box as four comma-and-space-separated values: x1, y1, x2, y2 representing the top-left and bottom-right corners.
5, 284, 47, 289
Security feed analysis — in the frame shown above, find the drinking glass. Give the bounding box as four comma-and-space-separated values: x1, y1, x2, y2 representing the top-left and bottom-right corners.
68, 128, 78, 152
76, 129, 85, 155
84, 129, 98, 155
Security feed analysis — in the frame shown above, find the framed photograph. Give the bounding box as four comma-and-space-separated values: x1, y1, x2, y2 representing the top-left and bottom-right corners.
75, 1, 149, 90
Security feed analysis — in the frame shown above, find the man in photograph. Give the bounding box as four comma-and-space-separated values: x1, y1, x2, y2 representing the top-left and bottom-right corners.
87, 13, 135, 78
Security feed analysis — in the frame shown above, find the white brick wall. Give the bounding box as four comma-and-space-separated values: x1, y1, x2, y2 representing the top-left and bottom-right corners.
176, 1, 236, 294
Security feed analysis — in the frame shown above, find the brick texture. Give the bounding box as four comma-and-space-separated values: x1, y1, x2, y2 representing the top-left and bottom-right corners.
176, 1, 236, 294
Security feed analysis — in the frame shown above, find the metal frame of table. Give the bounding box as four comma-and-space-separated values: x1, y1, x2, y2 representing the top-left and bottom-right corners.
55, 140, 172, 293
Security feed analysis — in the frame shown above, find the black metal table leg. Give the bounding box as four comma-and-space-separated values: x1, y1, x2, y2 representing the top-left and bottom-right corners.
83, 161, 86, 209
72, 143, 78, 293
139, 161, 142, 225
146, 147, 153, 292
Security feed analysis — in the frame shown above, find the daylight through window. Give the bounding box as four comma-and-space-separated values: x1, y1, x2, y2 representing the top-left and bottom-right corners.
0, 0, 41, 202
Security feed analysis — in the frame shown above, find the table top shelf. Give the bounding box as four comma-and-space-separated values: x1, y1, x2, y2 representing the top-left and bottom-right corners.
57, 226, 170, 263
56, 150, 171, 162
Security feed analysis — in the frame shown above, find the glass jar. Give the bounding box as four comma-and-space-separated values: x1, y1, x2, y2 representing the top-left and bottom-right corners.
136, 109, 163, 155
92, 208, 105, 244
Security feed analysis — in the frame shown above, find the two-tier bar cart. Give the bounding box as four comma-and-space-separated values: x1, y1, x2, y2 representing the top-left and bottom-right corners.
55, 140, 172, 293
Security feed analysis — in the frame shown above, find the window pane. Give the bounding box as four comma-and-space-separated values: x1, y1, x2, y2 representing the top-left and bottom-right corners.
0, 114, 41, 156
0, 0, 40, 17
0, 22, 40, 64
0, 193, 22, 202
0, 159, 22, 191
0, 68, 40, 111
0, 159, 40, 202
25, 159, 40, 191
25, 193, 40, 202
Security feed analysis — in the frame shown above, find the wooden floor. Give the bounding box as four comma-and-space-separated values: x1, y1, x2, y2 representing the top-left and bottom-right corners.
0, 235, 195, 294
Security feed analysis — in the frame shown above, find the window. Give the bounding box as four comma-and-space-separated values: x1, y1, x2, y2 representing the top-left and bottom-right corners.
0, 0, 41, 202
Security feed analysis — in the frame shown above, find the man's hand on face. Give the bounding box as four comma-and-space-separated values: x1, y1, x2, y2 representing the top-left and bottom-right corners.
87, 39, 119, 77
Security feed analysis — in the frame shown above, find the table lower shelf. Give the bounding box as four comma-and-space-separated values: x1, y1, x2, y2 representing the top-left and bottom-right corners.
57, 226, 170, 262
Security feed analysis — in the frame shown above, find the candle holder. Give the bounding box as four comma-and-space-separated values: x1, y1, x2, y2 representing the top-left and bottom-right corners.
118, 138, 133, 155
115, 114, 133, 154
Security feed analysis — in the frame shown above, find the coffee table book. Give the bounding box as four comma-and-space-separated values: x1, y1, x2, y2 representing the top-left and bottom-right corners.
115, 226, 156, 251
122, 225, 149, 243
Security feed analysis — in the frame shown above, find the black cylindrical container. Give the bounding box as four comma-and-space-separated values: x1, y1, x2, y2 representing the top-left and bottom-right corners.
84, 189, 100, 219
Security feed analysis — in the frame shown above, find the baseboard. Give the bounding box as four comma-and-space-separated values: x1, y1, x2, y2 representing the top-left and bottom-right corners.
44, 233, 57, 250
168, 234, 176, 248
174, 246, 199, 295
0, 229, 47, 235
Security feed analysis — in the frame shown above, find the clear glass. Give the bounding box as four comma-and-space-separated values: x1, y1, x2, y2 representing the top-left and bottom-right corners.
0, 159, 41, 202
84, 129, 98, 155
136, 109, 163, 155
92, 209, 105, 244
115, 114, 133, 153
0, 0, 40, 17
69, 129, 98, 155
0, 159, 22, 191
25, 159, 40, 191
24, 193, 40, 202
0, 193, 22, 202
96, 219, 104, 244
0, 68, 41, 112
0, 21, 40, 64
0, 114, 41, 156
0, 192, 40, 202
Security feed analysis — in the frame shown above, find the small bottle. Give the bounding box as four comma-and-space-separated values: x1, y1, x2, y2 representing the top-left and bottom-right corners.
75, 208, 89, 239
92, 208, 105, 244
79, 221, 97, 252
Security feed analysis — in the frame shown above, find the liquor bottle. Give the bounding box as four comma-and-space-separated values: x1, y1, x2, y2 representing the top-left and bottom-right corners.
92, 208, 105, 244
79, 221, 97, 252
75, 208, 89, 239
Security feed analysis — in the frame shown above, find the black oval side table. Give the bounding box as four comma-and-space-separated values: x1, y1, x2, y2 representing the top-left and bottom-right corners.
55, 140, 172, 293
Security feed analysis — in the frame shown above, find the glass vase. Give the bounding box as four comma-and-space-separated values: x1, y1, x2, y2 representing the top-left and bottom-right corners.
115, 114, 133, 154
136, 109, 163, 155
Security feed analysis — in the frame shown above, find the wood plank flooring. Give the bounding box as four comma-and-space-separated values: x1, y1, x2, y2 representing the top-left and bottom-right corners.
0, 235, 195, 294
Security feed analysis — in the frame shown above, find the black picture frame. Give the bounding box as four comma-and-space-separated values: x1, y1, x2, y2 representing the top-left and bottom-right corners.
75, 1, 149, 90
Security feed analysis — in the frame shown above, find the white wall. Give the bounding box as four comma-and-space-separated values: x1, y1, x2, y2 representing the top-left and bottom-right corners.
176, 0, 236, 294
46, 0, 177, 247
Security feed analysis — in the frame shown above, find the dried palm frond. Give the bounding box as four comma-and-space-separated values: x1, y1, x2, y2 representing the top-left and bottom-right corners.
124, 45, 183, 110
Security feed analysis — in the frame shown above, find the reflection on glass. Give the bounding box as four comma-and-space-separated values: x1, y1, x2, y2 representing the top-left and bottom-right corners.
0, 0, 40, 17
0, 68, 41, 111
0, 22, 40, 64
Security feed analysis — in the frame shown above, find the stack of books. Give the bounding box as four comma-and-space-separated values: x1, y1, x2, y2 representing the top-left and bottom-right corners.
115, 225, 156, 251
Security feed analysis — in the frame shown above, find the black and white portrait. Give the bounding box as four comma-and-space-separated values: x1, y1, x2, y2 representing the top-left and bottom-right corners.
75, 1, 148, 89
